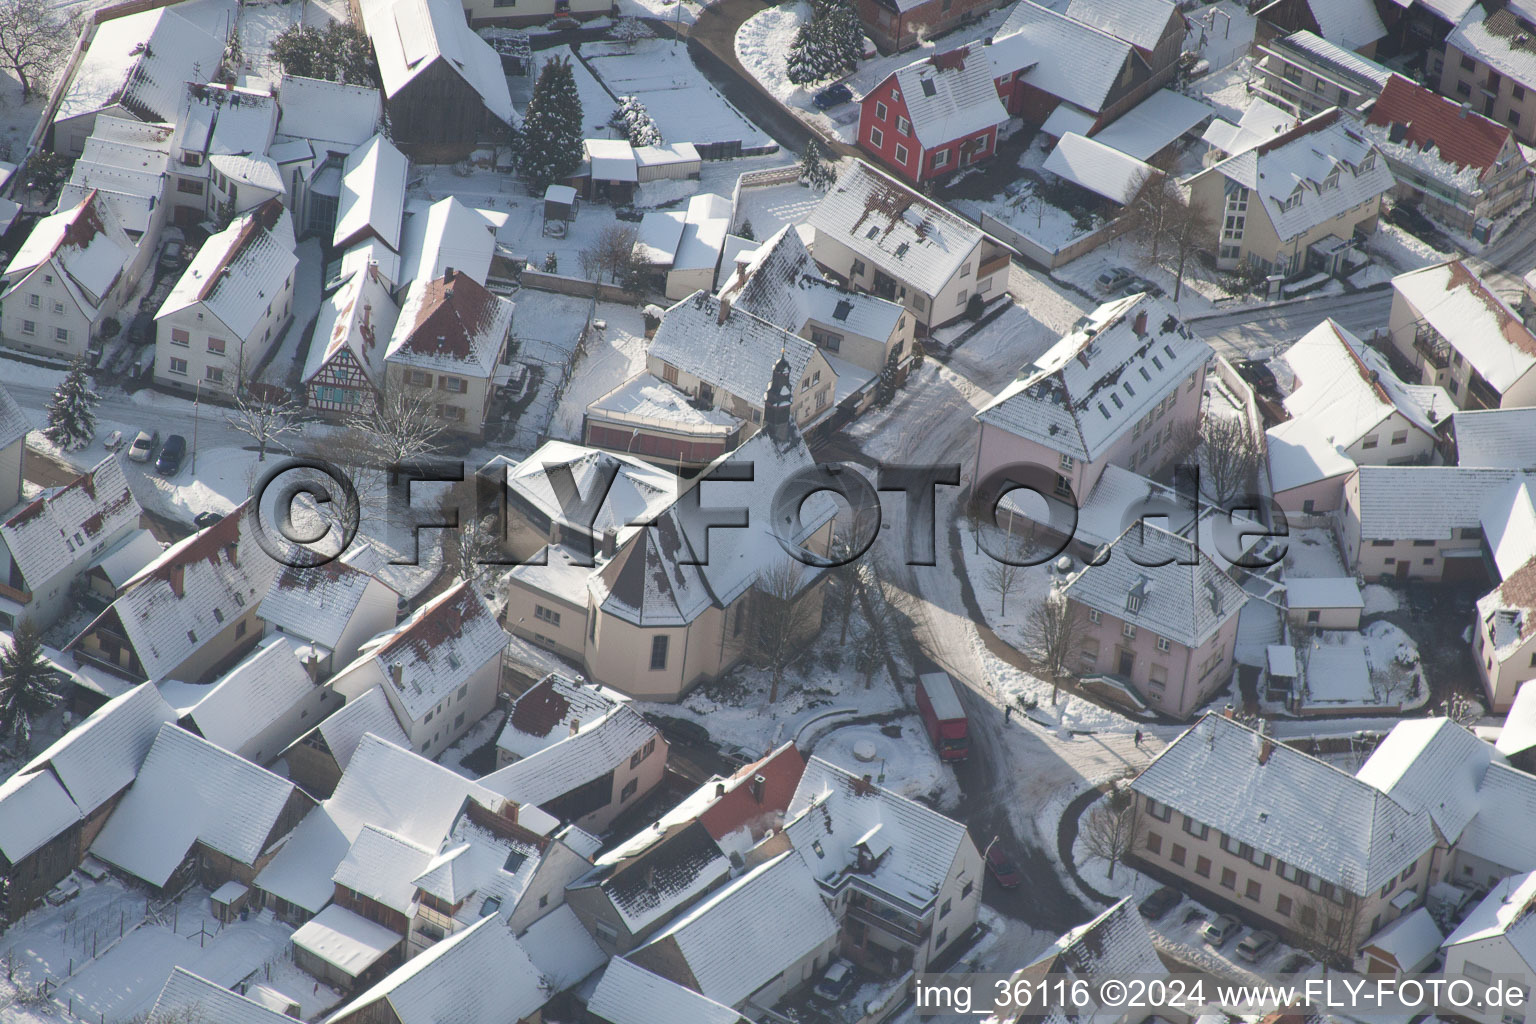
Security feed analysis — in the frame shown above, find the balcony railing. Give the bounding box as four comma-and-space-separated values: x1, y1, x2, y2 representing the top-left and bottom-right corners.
977, 253, 1012, 280
847, 902, 929, 946
1467, 373, 1502, 410
1412, 324, 1450, 369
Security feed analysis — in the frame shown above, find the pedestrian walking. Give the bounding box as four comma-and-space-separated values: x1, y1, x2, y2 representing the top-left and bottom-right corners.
1004, 704, 1013, 722
1134, 728, 1143, 747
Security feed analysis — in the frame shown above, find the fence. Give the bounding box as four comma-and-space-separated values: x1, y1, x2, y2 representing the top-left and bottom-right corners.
517, 268, 645, 305
976, 211, 1123, 270
729, 164, 803, 213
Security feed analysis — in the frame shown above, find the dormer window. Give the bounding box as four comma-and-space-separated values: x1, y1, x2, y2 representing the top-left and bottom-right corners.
1323, 167, 1340, 190
1126, 576, 1149, 615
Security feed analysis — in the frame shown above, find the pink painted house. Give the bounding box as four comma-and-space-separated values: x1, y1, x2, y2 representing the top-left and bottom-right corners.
1062, 523, 1247, 718
973, 293, 1211, 534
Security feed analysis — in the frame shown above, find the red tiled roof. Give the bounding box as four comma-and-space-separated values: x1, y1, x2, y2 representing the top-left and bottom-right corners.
697, 743, 806, 842
1367, 74, 1511, 177
400, 270, 503, 361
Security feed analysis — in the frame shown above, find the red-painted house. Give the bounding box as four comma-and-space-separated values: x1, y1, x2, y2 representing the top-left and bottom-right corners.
857, 47, 1009, 184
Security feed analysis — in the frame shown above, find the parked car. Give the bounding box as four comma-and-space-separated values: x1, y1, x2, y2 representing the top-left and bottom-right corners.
193, 511, 224, 530
1138, 886, 1182, 920
1233, 358, 1278, 394
984, 839, 1023, 888
44, 879, 81, 906
813, 961, 856, 1002
158, 240, 183, 273
813, 83, 853, 110
1200, 914, 1241, 948
1095, 266, 1133, 293
156, 434, 186, 475
1236, 929, 1279, 963
1278, 953, 1312, 976
102, 429, 124, 451
1118, 275, 1164, 298
643, 713, 709, 747
128, 429, 158, 462
127, 311, 155, 347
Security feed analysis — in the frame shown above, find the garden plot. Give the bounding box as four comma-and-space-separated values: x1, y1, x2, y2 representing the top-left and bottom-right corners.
528, 47, 619, 137
582, 39, 772, 149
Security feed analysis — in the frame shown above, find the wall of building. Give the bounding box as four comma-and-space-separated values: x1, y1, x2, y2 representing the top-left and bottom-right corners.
1438, 44, 1536, 148
1075, 602, 1238, 719
155, 283, 295, 396
1, 262, 105, 360
1474, 613, 1536, 712
385, 359, 499, 438
1441, 933, 1533, 1024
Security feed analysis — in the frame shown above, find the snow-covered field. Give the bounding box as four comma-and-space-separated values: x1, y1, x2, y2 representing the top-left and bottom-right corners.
733, 181, 824, 242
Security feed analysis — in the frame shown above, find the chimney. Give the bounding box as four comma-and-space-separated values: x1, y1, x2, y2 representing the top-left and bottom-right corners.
1222, 704, 1234, 720
717, 296, 731, 325
751, 773, 766, 803
570, 716, 581, 736
390, 662, 404, 688
715, 781, 727, 798
601, 526, 618, 558
1459, 101, 1471, 119
1133, 310, 1147, 336
304, 650, 321, 682
1259, 734, 1275, 765
166, 563, 185, 598
444, 266, 455, 280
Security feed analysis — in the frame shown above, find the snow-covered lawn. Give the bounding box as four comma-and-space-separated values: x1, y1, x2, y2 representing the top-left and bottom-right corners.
583, 39, 772, 149
549, 301, 650, 441
1361, 583, 1401, 616
811, 718, 960, 809
733, 182, 824, 242
1186, 0, 1257, 73
1366, 220, 1457, 275
1282, 527, 1347, 578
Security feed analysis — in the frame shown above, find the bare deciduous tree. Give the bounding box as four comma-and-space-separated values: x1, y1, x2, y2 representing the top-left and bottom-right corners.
983, 535, 1029, 617
745, 560, 824, 704
1197, 414, 1262, 506
345, 385, 445, 470
1295, 892, 1363, 972
0, 0, 70, 100
1021, 589, 1086, 705
1125, 166, 1180, 262
1167, 186, 1215, 302
225, 391, 301, 462
1079, 782, 1140, 880
579, 225, 640, 285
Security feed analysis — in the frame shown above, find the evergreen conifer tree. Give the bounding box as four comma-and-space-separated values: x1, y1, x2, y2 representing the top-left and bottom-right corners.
0, 622, 60, 752
43, 359, 98, 451
518, 56, 584, 192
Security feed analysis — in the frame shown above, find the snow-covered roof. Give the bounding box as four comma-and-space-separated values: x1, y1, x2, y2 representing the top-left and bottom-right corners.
1133, 712, 1437, 894
631, 850, 839, 1008
0, 770, 81, 863
1267, 644, 1298, 676
1038, 102, 1097, 139
347, 580, 509, 723
20, 682, 175, 815
576, 819, 732, 931
0, 455, 138, 591
151, 969, 296, 1024
884, 47, 1007, 150
1355, 717, 1499, 844
1284, 576, 1363, 609
719, 224, 905, 343
70, 503, 279, 683
1364, 906, 1441, 968
1365, 74, 1517, 189
784, 756, 970, 914
1260, 31, 1393, 95
0, 384, 27, 452
4, 191, 135, 315
302, 262, 398, 388
91, 530, 163, 591
64, 116, 173, 234
293, 903, 403, 977
1202, 97, 1296, 158
1393, 260, 1536, 393
522, 903, 606, 991
992, 0, 1139, 112
501, 441, 682, 549
157, 200, 297, 339
334, 135, 408, 251
173, 82, 279, 168
586, 373, 742, 437
1459, 761, 1536, 875
1063, 0, 1177, 50
1030, 896, 1165, 981
1204, 109, 1394, 242
976, 293, 1210, 462
1280, 318, 1448, 449
1444, 869, 1536, 970
1499, 681, 1536, 757
650, 291, 824, 409
180, 638, 319, 753
1266, 417, 1356, 493
54, 6, 226, 125
589, 958, 745, 1024
1449, 0, 1536, 95
1044, 132, 1152, 203
807, 159, 991, 296
1453, 407, 1536, 469
397, 196, 498, 290
586, 138, 638, 181
1352, 466, 1532, 540
208, 152, 284, 193
305, 685, 412, 770
635, 211, 687, 265
333, 823, 435, 913
276, 75, 383, 150
387, 268, 512, 378
326, 915, 548, 1024
1484, 478, 1536, 579
1089, 89, 1213, 162
1259, 0, 1384, 51
1062, 522, 1246, 647
261, 542, 395, 651
675, 193, 732, 274
636, 141, 700, 167
356, 0, 514, 123
481, 700, 658, 809
92, 722, 303, 886
495, 672, 633, 760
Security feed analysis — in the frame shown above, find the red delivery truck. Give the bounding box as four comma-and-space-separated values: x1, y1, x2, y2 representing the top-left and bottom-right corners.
916, 672, 969, 761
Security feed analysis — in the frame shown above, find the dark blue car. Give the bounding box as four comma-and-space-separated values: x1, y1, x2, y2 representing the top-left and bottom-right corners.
813, 83, 852, 110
